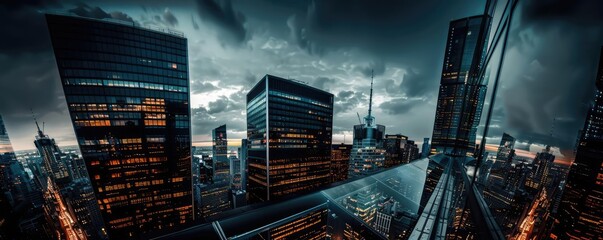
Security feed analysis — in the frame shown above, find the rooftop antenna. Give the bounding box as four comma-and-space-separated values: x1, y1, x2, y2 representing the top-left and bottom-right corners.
364, 69, 375, 127
30, 109, 43, 137
368, 69, 374, 119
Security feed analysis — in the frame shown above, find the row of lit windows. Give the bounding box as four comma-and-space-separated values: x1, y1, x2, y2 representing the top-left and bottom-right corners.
269, 90, 332, 109
74, 119, 170, 127
270, 102, 332, 118
64, 78, 187, 92
62, 63, 186, 80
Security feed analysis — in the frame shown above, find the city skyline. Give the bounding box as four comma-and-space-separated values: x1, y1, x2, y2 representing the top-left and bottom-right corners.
2, 1, 602, 167
1, 1, 602, 239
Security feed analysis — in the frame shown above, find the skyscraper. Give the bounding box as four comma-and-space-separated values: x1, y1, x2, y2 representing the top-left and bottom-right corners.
348, 73, 386, 178
33, 122, 72, 189
46, 13, 192, 238
421, 138, 430, 158
246, 74, 333, 202
331, 144, 352, 183
212, 125, 229, 183
496, 133, 516, 164
238, 139, 248, 191
199, 125, 231, 221
553, 47, 603, 239
431, 15, 492, 157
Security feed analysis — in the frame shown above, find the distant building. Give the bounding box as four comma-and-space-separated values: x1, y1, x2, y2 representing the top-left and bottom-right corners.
383, 134, 419, 168
33, 122, 72, 189
47, 13, 193, 238
212, 125, 230, 183
496, 133, 516, 165
524, 146, 555, 192
199, 125, 233, 221
331, 144, 352, 183
430, 15, 492, 157
348, 74, 386, 178
553, 47, 603, 239
238, 139, 248, 191
383, 134, 408, 168
246, 74, 333, 202
421, 138, 430, 158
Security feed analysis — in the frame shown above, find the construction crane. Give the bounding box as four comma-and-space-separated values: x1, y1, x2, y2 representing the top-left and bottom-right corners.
356, 112, 362, 124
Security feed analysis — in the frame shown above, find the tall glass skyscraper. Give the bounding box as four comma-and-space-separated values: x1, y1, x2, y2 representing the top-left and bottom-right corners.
212, 124, 229, 183
431, 15, 492, 157
46, 13, 192, 238
246, 74, 333, 202
553, 47, 603, 239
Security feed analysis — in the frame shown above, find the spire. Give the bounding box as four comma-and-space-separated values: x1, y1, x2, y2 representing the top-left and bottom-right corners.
364, 69, 376, 127
31, 109, 44, 138
368, 69, 374, 118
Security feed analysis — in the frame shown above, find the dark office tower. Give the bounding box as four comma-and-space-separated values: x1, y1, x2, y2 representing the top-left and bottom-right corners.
383, 134, 410, 168
496, 133, 516, 163
349, 74, 386, 178
46, 14, 192, 238
553, 47, 603, 240
431, 15, 492, 157
212, 125, 229, 183
246, 74, 334, 202
421, 138, 430, 158
239, 139, 248, 190
331, 144, 352, 183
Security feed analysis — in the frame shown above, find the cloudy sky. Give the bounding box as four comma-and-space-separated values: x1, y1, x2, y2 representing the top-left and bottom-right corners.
1, 0, 602, 163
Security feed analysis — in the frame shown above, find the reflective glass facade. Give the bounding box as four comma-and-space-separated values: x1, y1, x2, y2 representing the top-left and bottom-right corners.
431, 15, 491, 157
46, 14, 192, 238
246, 75, 333, 202
212, 125, 229, 183
154, 156, 470, 240
553, 47, 603, 239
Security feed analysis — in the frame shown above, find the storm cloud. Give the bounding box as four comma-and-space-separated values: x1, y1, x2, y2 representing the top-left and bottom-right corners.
0, 0, 601, 156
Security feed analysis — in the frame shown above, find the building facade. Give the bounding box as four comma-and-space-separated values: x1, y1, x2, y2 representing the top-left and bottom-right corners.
553, 47, 603, 239
212, 125, 229, 183
246, 74, 333, 202
331, 144, 352, 183
431, 15, 492, 157
46, 14, 192, 238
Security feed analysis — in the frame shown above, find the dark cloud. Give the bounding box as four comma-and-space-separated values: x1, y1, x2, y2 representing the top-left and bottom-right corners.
0, 54, 64, 116
207, 97, 231, 114
0, 4, 52, 54
310, 77, 337, 92
191, 81, 220, 94
191, 92, 247, 137
196, 0, 248, 46
334, 91, 366, 114
495, 0, 603, 149
383, 69, 437, 98
191, 14, 199, 30
110, 11, 135, 23
69, 3, 110, 19
68, 3, 137, 24
379, 98, 419, 115
354, 61, 386, 78
162, 8, 178, 27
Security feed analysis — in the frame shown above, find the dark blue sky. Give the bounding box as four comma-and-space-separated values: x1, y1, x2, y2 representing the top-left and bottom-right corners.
0, 0, 601, 162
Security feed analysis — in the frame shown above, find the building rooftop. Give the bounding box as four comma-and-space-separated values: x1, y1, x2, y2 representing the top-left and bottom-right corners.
44, 11, 185, 38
